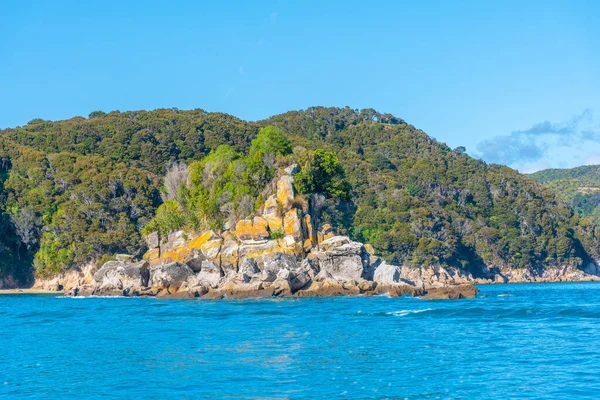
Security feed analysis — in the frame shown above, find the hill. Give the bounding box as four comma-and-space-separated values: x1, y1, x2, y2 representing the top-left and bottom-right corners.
1, 106, 599, 286
529, 165, 600, 223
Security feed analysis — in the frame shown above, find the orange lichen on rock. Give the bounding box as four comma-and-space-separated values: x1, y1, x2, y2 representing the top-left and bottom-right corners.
284, 208, 303, 240
277, 175, 295, 212
143, 248, 160, 264
234, 217, 270, 241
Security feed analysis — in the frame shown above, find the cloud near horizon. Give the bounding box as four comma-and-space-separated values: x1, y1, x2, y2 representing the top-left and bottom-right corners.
476, 109, 600, 172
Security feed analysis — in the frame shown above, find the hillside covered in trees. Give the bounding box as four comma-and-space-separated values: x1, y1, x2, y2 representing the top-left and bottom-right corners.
1, 107, 599, 285
530, 165, 600, 224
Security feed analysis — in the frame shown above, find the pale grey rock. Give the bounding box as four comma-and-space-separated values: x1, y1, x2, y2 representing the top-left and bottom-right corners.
195, 260, 223, 288
310, 236, 372, 281
167, 230, 187, 249
184, 250, 207, 273
149, 262, 194, 291
373, 262, 401, 285
115, 254, 134, 262
94, 260, 150, 290
239, 258, 260, 276
284, 164, 299, 176
145, 231, 160, 249
262, 253, 300, 274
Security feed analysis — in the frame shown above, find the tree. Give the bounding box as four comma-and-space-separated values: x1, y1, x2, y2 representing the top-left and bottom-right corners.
295, 149, 351, 201
9, 208, 41, 250
163, 161, 190, 204
249, 126, 292, 157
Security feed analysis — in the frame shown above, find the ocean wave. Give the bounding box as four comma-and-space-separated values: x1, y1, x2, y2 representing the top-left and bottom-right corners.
387, 308, 433, 317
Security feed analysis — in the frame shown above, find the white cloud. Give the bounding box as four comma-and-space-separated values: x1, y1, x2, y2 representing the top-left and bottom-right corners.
476, 109, 600, 171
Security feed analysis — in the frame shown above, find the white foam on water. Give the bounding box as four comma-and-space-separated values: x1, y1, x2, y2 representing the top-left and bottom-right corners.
387, 308, 433, 317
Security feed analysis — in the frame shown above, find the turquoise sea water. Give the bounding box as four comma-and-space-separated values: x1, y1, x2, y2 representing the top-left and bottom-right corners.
2, 283, 600, 399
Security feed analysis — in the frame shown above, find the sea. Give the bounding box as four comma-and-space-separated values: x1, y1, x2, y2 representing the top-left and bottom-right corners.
1, 282, 600, 399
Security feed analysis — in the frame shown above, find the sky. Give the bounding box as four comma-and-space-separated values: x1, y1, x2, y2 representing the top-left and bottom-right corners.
0, 0, 599, 173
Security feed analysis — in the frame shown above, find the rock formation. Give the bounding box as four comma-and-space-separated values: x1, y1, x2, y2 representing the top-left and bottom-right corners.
53, 165, 600, 299
57, 168, 481, 299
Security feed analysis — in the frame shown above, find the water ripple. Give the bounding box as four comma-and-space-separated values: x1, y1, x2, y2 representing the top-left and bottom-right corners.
2, 282, 600, 398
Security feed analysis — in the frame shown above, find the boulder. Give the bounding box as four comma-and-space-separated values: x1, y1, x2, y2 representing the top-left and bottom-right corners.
115, 254, 134, 262
94, 260, 150, 292
149, 262, 195, 291
195, 260, 223, 288
288, 269, 312, 291
262, 252, 301, 274
239, 258, 260, 276
425, 284, 479, 300
310, 236, 372, 281
200, 234, 222, 260
318, 224, 334, 243
238, 239, 301, 267
184, 250, 207, 273
373, 262, 401, 285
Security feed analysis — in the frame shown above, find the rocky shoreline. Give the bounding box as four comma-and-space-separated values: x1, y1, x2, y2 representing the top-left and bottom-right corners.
25, 164, 600, 300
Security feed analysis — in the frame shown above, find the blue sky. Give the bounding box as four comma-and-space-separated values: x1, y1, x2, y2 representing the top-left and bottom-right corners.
1, 0, 598, 172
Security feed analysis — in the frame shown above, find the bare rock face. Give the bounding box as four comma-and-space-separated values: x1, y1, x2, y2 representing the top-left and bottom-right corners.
200, 233, 222, 260
262, 195, 283, 232
284, 164, 299, 175
239, 258, 260, 276
167, 230, 187, 249
309, 236, 372, 282
283, 209, 302, 240
149, 262, 194, 292
262, 253, 300, 274
194, 260, 223, 288
220, 234, 240, 274
145, 231, 160, 249
234, 218, 269, 242
184, 250, 206, 273
373, 262, 401, 285
93, 260, 150, 295
277, 175, 295, 213
33, 263, 96, 292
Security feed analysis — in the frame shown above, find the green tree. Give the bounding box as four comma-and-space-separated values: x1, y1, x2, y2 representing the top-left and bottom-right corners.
295, 149, 351, 201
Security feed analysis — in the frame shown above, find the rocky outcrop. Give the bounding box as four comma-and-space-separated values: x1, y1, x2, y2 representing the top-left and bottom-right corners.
54, 165, 600, 300
63, 231, 481, 300
33, 263, 96, 292
425, 284, 479, 300
148, 262, 194, 292
94, 260, 149, 287
373, 262, 401, 285
309, 236, 372, 281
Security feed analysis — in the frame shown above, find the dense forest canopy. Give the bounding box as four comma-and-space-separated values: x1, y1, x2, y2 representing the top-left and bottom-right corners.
1, 106, 599, 283
530, 165, 600, 224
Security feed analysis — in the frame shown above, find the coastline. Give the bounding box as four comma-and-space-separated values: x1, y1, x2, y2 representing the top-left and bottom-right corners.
0, 288, 64, 295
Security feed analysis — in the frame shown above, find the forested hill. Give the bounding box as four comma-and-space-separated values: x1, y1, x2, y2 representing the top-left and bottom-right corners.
1, 107, 599, 285
529, 165, 600, 224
